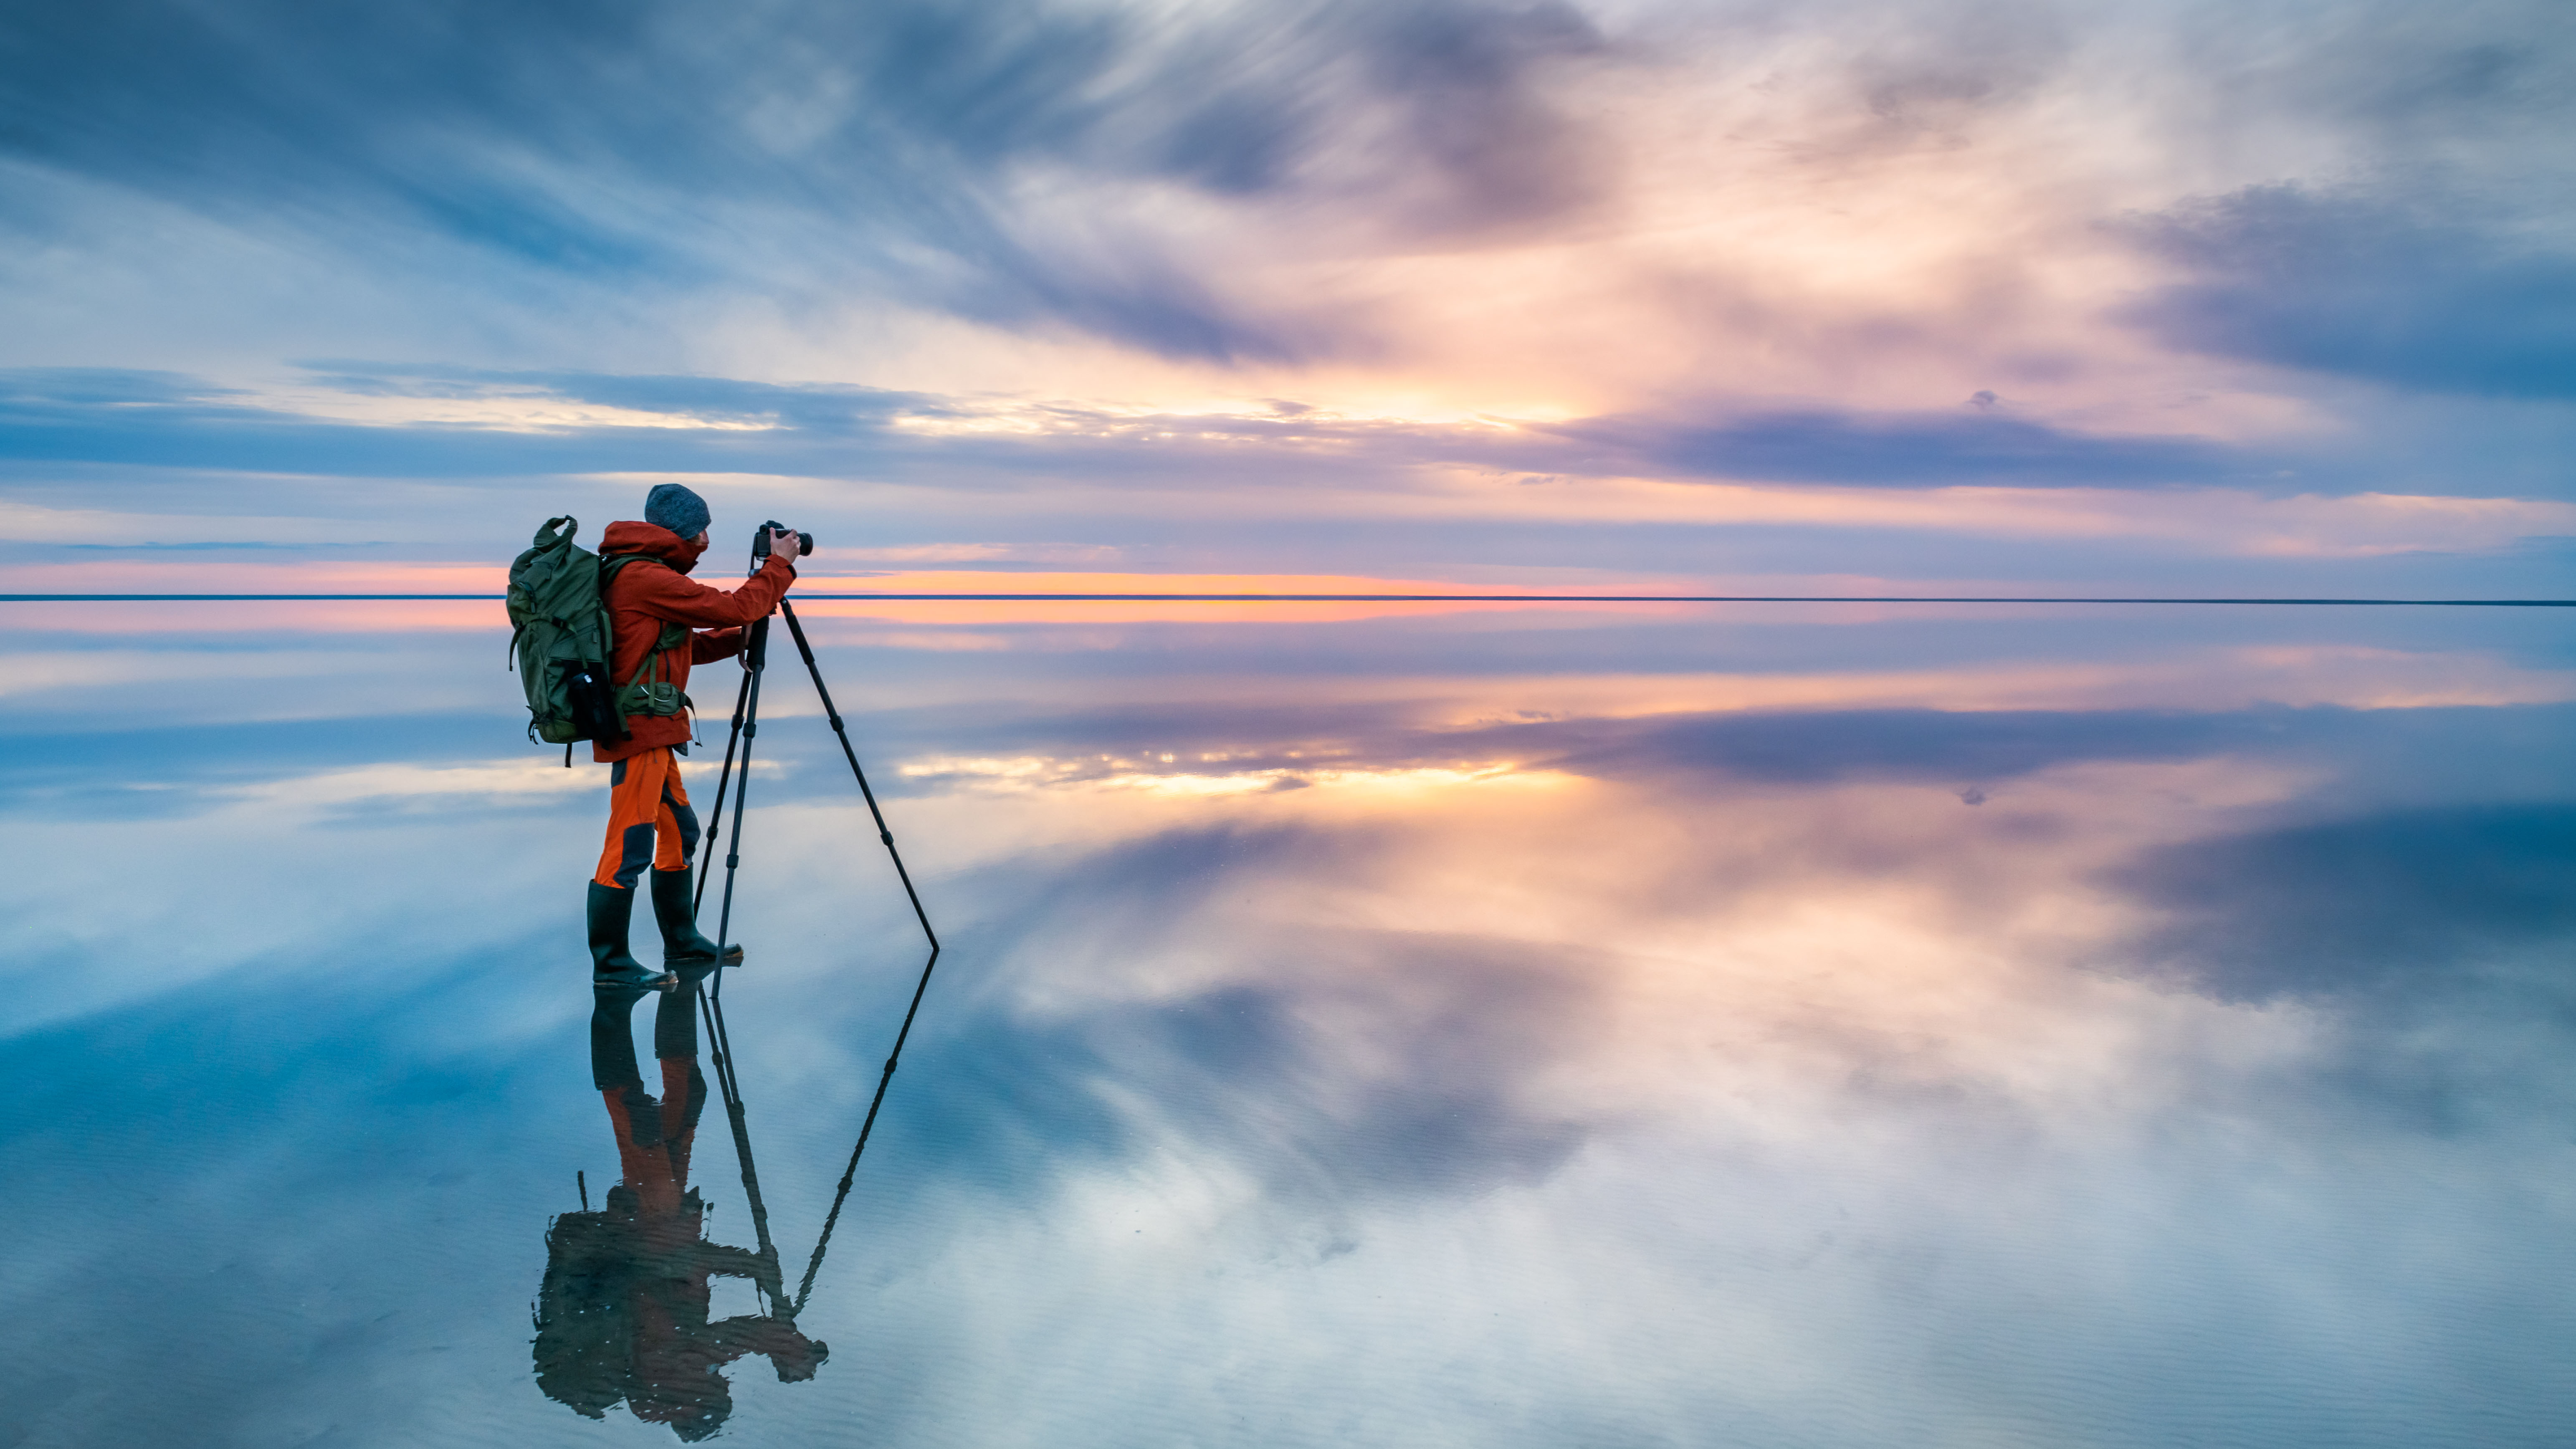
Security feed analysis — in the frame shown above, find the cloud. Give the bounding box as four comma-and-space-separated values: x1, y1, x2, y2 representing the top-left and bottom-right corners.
0, 0, 1613, 362
0, 364, 2264, 494
1564, 408, 2240, 488
2121, 185, 2576, 398
0, 366, 920, 478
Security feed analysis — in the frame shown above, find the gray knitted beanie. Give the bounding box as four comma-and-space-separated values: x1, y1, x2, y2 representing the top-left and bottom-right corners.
643, 483, 711, 541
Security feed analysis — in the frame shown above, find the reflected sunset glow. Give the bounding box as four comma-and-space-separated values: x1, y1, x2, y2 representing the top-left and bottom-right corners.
4, 599, 2573, 1445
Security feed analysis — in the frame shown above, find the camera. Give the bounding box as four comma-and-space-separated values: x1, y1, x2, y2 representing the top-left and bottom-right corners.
752, 520, 815, 558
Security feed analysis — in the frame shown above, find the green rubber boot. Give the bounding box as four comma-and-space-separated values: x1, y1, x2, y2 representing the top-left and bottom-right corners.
649, 868, 744, 969
589, 882, 676, 991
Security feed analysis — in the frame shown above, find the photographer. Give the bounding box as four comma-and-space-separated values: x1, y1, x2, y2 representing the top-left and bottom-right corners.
586, 483, 802, 988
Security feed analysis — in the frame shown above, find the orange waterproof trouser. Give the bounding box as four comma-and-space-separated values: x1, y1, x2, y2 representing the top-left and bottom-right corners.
593, 747, 702, 889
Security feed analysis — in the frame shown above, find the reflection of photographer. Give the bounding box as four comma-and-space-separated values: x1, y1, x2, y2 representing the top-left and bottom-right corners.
535, 984, 828, 1439
584, 485, 807, 989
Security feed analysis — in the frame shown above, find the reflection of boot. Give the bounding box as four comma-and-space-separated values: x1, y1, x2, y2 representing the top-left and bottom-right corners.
589, 882, 676, 990
650, 868, 744, 969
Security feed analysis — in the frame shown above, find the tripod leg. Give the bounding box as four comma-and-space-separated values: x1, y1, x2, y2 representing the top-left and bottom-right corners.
774, 597, 945, 1314
709, 615, 770, 999
775, 598, 940, 951
694, 666, 754, 913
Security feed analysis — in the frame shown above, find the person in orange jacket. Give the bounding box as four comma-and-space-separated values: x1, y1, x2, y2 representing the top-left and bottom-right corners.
587, 483, 802, 989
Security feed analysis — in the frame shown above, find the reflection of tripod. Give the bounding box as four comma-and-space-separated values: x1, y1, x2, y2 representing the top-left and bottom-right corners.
685, 540, 943, 1259
692, 980, 866, 1319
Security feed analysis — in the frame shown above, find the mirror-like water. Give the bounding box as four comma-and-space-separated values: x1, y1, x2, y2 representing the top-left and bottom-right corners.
4, 603, 2572, 1446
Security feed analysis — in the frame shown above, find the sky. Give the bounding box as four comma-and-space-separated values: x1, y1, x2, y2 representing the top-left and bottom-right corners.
3, 0, 2574, 596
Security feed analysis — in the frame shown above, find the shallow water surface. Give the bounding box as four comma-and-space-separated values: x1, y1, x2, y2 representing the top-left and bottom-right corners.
4, 603, 2574, 1446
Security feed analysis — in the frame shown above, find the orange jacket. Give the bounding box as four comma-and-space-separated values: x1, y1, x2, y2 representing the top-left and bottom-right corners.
593, 521, 797, 763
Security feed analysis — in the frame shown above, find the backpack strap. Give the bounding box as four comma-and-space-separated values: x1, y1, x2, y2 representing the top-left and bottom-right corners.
600, 553, 693, 719
600, 554, 690, 659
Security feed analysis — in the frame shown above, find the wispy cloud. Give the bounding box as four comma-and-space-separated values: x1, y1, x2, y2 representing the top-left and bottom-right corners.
2122, 185, 2576, 399
0, 0, 1618, 362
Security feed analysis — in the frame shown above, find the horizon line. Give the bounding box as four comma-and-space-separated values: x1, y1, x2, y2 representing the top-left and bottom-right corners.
2, 593, 2571, 607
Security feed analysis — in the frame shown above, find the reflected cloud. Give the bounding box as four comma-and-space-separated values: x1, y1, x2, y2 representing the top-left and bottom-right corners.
2092, 797, 2576, 1143
898, 824, 1609, 1207
8, 617, 2576, 1445
903, 752, 1540, 797
222, 759, 600, 814
2109, 802, 2576, 1004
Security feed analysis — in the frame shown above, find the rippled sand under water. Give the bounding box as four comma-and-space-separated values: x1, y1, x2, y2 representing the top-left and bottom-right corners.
4, 604, 2573, 1446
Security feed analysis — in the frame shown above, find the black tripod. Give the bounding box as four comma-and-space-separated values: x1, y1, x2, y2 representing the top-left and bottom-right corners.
684, 537, 942, 1257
